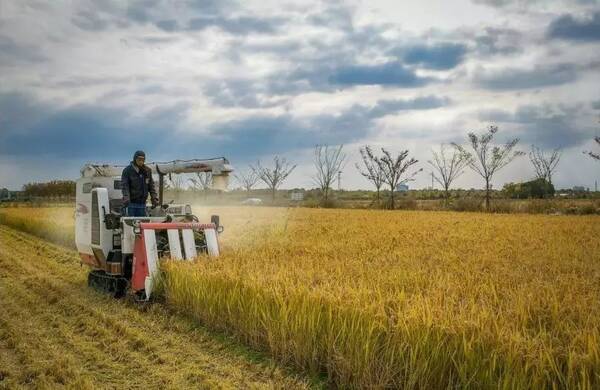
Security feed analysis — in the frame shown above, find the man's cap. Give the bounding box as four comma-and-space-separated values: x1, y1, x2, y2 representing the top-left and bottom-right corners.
133, 150, 146, 161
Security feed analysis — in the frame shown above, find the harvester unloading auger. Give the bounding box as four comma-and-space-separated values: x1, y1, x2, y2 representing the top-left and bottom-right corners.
75, 158, 233, 300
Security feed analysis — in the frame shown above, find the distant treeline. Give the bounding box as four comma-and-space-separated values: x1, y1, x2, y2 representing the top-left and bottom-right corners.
11, 178, 596, 200
22, 180, 75, 197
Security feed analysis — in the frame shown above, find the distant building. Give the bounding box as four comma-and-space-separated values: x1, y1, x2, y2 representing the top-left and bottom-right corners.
290, 191, 304, 201
573, 186, 587, 192
396, 183, 409, 192
0, 189, 24, 201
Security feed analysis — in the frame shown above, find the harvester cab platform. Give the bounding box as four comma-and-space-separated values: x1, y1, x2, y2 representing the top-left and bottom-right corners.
75, 158, 233, 300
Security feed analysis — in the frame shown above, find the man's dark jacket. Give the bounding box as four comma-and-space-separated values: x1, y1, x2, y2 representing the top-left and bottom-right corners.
121, 162, 158, 206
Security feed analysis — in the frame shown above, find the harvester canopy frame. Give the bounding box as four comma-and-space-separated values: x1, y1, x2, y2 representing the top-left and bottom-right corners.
80, 157, 233, 205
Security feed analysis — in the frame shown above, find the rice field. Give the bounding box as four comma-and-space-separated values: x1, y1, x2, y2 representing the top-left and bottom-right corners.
0, 223, 313, 389
1, 206, 599, 388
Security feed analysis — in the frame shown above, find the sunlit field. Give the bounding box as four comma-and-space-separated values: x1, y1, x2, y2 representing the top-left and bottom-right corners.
0, 206, 75, 248
1, 206, 599, 388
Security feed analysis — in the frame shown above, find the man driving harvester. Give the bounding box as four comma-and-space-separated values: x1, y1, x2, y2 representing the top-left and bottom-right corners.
121, 150, 159, 216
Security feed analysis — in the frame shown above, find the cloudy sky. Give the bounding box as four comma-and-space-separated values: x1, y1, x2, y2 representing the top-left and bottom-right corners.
0, 0, 599, 191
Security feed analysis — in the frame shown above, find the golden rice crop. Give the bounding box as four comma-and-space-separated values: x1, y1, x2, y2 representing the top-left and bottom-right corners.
2, 206, 599, 388
0, 206, 75, 248
167, 207, 600, 388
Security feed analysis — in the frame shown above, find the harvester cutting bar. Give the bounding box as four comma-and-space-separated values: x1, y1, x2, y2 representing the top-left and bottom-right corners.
132, 222, 220, 300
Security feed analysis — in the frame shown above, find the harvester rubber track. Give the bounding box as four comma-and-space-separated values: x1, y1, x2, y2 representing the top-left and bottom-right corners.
87, 270, 127, 298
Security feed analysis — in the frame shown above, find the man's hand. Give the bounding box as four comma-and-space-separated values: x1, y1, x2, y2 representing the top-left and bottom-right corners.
122, 197, 130, 208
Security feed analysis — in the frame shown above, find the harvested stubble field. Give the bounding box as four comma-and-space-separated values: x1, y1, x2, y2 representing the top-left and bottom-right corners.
0, 222, 314, 388
1, 206, 599, 389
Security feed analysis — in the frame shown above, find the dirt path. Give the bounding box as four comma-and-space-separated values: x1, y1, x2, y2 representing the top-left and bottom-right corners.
0, 225, 315, 389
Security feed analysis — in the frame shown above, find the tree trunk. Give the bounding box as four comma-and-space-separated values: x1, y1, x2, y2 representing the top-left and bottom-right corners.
376, 187, 380, 201
444, 184, 450, 206
390, 187, 395, 210
271, 187, 276, 201
485, 178, 490, 211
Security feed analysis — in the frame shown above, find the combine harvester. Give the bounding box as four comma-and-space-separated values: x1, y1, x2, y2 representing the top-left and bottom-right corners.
75, 158, 233, 300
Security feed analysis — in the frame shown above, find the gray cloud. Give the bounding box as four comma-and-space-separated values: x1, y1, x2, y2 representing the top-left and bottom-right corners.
186, 15, 285, 34
70, 0, 233, 32
0, 90, 449, 163
155, 19, 179, 32
471, 0, 515, 6
71, 9, 111, 31
547, 11, 600, 41
69, 1, 132, 31
329, 62, 433, 87
471, 27, 523, 55
0, 36, 46, 65
0, 92, 50, 134
477, 104, 592, 148
473, 63, 578, 90
2, 0, 598, 189
392, 43, 467, 70
251, 59, 438, 96
307, 3, 354, 32
205, 114, 364, 158
49, 75, 140, 89
184, 0, 231, 14
125, 0, 160, 24
366, 96, 451, 118
471, 0, 595, 8
205, 96, 449, 158
203, 79, 283, 109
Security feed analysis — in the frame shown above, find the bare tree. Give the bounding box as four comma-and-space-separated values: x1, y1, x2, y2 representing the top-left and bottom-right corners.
313, 144, 346, 203
529, 145, 561, 186
234, 169, 260, 193
356, 146, 385, 201
453, 125, 524, 211
188, 172, 212, 191
372, 148, 421, 209
585, 136, 600, 161
188, 172, 212, 199
251, 156, 296, 201
428, 144, 471, 202
165, 174, 185, 192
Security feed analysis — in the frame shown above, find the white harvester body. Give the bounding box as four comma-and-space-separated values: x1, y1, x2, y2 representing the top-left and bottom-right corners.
74, 158, 232, 299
